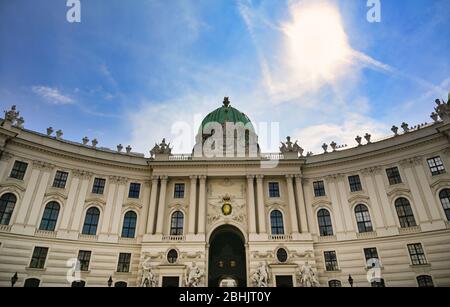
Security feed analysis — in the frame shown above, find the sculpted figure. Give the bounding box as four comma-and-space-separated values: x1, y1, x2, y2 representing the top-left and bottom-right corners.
251, 262, 270, 287
185, 262, 203, 287
141, 257, 157, 287
298, 262, 319, 287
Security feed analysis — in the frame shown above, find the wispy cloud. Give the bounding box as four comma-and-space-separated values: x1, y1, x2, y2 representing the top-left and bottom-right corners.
31, 86, 75, 105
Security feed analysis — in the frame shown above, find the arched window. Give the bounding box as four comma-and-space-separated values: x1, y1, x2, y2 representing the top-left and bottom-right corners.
417, 275, 434, 288
355, 204, 373, 233
121, 211, 137, 238
395, 198, 417, 228
439, 189, 450, 221
270, 210, 285, 235
82, 207, 100, 235
39, 202, 60, 231
317, 209, 333, 236
115, 281, 128, 287
328, 280, 342, 287
71, 280, 86, 287
0, 193, 17, 225
24, 278, 40, 287
170, 211, 184, 236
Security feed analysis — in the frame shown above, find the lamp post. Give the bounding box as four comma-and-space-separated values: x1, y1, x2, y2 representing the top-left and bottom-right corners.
348, 275, 354, 288
11, 272, 18, 287
108, 276, 113, 287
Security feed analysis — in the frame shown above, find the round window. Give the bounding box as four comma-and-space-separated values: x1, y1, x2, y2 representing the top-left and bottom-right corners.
276, 248, 288, 263
167, 249, 178, 264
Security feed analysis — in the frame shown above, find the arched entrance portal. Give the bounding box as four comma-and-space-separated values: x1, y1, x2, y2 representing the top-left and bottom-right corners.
208, 225, 247, 287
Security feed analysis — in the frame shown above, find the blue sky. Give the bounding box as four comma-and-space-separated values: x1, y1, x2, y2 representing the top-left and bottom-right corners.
0, 0, 449, 154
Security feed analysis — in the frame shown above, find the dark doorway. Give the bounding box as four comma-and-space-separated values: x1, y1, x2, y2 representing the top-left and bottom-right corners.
114, 281, 128, 287
71, 280, 86, 287
275, 275, 293, 287
208, 225, 246, 287
162, 276, 180, 287
24, 278, 40, 287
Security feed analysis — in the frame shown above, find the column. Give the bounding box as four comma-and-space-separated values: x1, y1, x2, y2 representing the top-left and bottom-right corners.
70, 173, 92, 232
138, 180, 151, 235
286, 175, 299, 234
401, 160, 429, 223
256, 175, 267, 234
294, 175, 309, 233
188, 176, 198, 234
197, 176, 207, 234
26, 163, 52, 227
0, 152, 13, 182
100, 177, 118, 234
146, 176, 159, 234
246, 175, 257, 234
155, 176, 168, 234
327, 177, 345, 233
373, 172, 397, 228
110, 178, 127, 234
414, 163, 444, 221
60, 175, 80, 230
337, 178, 356, 232
362, 170, 387, 229
14, 167, 40, 225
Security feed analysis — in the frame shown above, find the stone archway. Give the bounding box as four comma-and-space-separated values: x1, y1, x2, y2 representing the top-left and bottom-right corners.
208, 225, 247, 287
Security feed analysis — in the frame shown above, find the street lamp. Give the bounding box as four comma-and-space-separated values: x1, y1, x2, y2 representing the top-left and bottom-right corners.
108, 276, 113, 287
11, 272, 18, 287
348, 275, 354, 288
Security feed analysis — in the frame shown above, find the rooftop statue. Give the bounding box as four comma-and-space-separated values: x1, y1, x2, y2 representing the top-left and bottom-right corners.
150, 138, 172, 157
280, 136, 304, 156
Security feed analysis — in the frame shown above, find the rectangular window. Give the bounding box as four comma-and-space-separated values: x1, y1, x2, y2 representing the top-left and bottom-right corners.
386, 167, 402, 185
174, 183, 185, 199
77, 250, 91, 272
269, 182, 280, 198
52, 171, 69, 189
117, 253, 131, 273
324, 251, 339, 271
29, 247, 49, 269
313, 181, 326, 197
128, 183, 141, 199
10, 161, 28, 180
364, 248, 379, 267
408, 243, 427, 265
348, 175, 362, 192
92, 178, 106, 194
427, 157, 445, 176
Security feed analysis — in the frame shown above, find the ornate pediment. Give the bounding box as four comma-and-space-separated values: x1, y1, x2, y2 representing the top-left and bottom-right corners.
347, 194, 370, 205
311, 199, 332, 208
207, 195, 246, 226
44, 191, 68, 204
0, 182, 26, 193
430, 178, 450, 194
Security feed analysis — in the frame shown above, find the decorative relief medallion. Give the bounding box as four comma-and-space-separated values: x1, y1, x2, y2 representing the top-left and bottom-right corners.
207, 194, 245, 225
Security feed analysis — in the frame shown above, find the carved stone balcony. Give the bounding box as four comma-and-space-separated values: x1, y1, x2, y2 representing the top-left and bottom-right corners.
78, 233, 99, 241
268, 234, 292, 241
0, 225, 12, 233
35, 229, 57, 238
162, 235, 185, 242
356, 231, 377, 240
317, 235, 337, 242
399, 226, 421, 235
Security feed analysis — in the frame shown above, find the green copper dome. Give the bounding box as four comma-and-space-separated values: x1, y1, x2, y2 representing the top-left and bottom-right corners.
200, 97, 253, 131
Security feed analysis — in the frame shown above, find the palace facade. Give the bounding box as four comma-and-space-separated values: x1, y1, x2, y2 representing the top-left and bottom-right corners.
0, 96, 450, 287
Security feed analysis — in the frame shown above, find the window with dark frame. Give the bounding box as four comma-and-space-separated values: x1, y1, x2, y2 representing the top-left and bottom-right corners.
386, 167, 402, 185
117, 253, 131, 273
417, 275, 434, 288
348, 175, 362, 192
313, 181, 326, 197
269, 182, 280, 198
92, 178, 106, 194
408, 243, 427, 265
121, 211, 137, 238
170, 211, 184, 236
276, 248, 288, 263
371, 279, 386, 287
128, 183, 141, 199
427, 156, 445, 176
29, 247, 49, 269
167, 249, 178, 264
52, 171, 69, 189
82, 207, 100, 235
174, 183, 185, 199
355, 204, 373, 233
10, 161, 28, 180
270, 210, 285, 235
363, 248, 379, 268
77, 250, 91, 272
395, 198, 417, 228
328, 280, 342, 287
438, 189, 450, 221
0, 193, 16, 225
317, 209, 334, 236
39, 202, 60, 231
324, 251, 339, 271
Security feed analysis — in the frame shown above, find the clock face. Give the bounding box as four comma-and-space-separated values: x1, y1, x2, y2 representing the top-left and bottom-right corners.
222, 203, 232, 216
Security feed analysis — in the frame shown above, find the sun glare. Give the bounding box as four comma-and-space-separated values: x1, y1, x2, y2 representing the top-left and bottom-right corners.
282, 1, 353, 83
